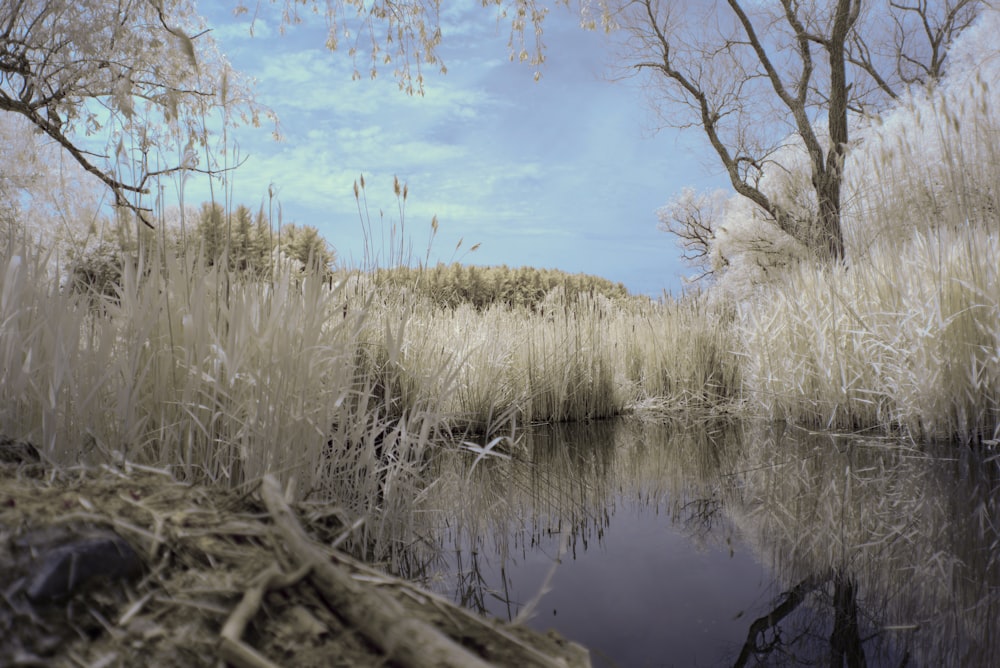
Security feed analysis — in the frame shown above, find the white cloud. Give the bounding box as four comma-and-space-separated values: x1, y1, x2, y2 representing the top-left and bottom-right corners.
172, 1, 719, 293
211, 18, 273, 42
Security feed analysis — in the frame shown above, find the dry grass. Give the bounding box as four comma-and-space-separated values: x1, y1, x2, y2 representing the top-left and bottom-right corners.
353, 286, 742, 430
0, 462, 590, 667
1, 56, 997, 591
739, 70, 1000, 442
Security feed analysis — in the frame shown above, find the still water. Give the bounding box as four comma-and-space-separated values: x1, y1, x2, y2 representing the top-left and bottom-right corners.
414, 419, 999, 667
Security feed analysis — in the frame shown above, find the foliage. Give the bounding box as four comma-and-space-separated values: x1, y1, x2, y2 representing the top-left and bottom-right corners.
734, 44, 1000, 442
67, 240, 127, 301
666, 6, 999, 298
193, 202, 280, 276
0, 0, 265, 222
247, 0, 573, 92
620, 0, 983, 261
278, 221, 337, 274
67, 198, 338, 299
0, 113, 109, 251
373, 262, 629, 310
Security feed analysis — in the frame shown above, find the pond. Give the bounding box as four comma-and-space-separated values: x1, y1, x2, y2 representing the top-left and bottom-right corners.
411, 419, 999, 667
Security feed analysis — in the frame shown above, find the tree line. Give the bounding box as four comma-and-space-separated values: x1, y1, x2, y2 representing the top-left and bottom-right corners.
68, 202, 335, 298
373, 262, 631, 310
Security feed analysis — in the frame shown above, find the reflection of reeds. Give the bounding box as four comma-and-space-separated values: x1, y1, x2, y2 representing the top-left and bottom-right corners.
420, 419, 998, 664
727, 422, 1000, 666
416, 419, 747, 611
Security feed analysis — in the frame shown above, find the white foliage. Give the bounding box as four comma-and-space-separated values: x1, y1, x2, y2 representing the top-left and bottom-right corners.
0, 0, 266, 223
0, 114, 106, 252
843, 4, 1000, 254
710, 196, 809, 300
666, 4, 1000, 288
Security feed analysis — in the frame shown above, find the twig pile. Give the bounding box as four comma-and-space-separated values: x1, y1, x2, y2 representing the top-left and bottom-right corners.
0, 462, 590, 667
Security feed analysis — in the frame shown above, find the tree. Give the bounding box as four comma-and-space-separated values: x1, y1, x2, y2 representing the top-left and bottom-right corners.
613, 0, 982, 261
248, 1, 560, 93
657, 187, 728, 281
196, 201, 227, 264
0, 0, 263, 225
279, 222, 336, 274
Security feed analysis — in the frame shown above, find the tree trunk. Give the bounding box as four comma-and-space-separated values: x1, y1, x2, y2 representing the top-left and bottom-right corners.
815, 172, 847, 260
815, 0, 859, 263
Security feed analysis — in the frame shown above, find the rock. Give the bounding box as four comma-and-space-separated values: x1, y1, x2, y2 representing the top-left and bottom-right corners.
0, 523, 144, 661
9, 525, 143, 602
0, 437, 41, 465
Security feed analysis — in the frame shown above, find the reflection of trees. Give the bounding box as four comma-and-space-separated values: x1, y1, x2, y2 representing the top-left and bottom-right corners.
726, 422, 999, 667
829, 571, 865, 668
414, 417, 998, 665
734, 569, 868, 668
733, 573, 826, 668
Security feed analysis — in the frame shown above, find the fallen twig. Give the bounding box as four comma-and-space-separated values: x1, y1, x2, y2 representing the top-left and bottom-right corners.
259, 474, 493, 668
218, 563, 311, 668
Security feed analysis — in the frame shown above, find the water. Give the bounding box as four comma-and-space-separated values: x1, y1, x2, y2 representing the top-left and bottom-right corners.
413, 419, 1000, 667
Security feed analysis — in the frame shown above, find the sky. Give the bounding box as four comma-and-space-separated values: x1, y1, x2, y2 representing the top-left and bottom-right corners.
186, 2, 728, 296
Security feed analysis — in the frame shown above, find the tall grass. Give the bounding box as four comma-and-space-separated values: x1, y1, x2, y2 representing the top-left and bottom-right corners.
740, 226, 999, 440
349, 286, 742, 431
739, 67, 1000, 442
0, 237, 454, 560
2, 54, 997, 583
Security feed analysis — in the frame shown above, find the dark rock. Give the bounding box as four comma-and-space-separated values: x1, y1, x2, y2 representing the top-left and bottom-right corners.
0, 437, 41, 465
10, 526, 143, 602
26, 534, 142, 602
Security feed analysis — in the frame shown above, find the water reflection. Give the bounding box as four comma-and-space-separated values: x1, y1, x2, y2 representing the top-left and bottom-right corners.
413, 420, 999, 667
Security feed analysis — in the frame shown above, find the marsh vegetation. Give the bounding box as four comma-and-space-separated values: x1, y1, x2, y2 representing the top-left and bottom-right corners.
2, 1, 999, 665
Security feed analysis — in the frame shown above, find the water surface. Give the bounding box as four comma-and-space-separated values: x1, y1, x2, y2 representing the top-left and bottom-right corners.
414, 420, 999, 667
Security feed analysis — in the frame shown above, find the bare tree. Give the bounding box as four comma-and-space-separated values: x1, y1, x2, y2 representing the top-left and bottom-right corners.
613, 0, 982, 261
0, 0, 262, 226
657, 187, 727, 281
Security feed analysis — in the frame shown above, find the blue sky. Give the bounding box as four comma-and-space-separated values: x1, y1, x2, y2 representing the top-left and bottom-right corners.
190, 3, 726, 296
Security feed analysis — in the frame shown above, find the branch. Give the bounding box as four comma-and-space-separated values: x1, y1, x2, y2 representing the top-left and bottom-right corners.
847, 32, 899, 100
733, 573, 830, 668
259, 475, 495, 668
0, 93, 157, 226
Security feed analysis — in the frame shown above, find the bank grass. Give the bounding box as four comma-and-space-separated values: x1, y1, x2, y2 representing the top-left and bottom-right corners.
0, 239, 456, 561
742, 223, 999, 442
741, 68, 1000, 442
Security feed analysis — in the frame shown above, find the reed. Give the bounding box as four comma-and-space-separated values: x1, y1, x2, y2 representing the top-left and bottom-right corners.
2, 56, 997, 582
348, 285, 741, 430
0, 238, 459, 561
740, 234, 999, 442
739, 68, 1000, 442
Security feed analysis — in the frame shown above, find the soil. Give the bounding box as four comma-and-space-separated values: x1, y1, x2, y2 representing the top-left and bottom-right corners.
0, 458, 590, 667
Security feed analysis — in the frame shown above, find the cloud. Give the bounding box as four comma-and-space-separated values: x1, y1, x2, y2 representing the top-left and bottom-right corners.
211, 18, 273, 42
174, 1, 723, 294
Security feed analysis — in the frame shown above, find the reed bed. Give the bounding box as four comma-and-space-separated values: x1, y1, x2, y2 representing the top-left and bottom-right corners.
352, 287, 742, 431
739, 67, 1000, 442
740, 224, 999, 441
